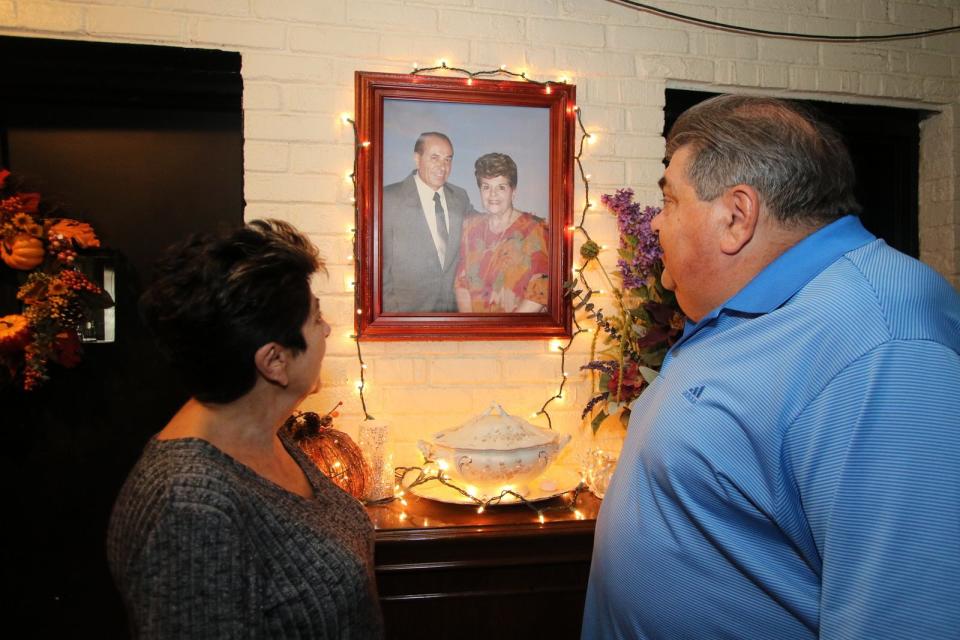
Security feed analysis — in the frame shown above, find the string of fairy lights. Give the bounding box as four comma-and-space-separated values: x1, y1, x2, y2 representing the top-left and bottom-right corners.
341, 63, 615, 520
393, 464, 589, 521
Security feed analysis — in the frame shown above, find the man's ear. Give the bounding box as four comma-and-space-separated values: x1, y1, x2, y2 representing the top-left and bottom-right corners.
718, 184, 761, 255
254, 342, 289, 388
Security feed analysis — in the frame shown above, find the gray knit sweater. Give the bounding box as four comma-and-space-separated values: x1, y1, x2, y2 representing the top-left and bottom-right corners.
107, 433, 383, 639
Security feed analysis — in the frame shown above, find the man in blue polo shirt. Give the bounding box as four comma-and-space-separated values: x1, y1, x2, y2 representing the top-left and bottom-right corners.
582, 95, 960, 639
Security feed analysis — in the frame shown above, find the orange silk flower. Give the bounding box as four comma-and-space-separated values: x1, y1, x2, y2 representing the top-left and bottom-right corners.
49, 219, 101, 249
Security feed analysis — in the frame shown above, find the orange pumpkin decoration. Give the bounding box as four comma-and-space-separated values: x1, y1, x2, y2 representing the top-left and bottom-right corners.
0, 314, 30, 352
1, 233, 44, 270
285, 410, 369, 499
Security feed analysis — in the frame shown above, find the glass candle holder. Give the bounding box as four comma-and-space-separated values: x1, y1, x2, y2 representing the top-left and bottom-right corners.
583, 447, 618, 499
358, 420, 393, 501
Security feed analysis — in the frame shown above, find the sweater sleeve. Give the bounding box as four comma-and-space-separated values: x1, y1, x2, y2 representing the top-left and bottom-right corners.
785, 340, 960, 639
131, 499, 252, 639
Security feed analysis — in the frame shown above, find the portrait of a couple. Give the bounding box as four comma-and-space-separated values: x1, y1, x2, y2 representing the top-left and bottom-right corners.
379, 100, 551, 315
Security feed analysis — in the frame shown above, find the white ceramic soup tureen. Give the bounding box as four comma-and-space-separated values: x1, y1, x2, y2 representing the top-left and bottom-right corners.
417, 403, 571, 495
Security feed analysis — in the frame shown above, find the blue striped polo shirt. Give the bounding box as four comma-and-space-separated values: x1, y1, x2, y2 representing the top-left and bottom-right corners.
582, 216, 960, 639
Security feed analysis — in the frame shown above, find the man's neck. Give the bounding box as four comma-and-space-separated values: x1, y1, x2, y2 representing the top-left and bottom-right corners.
414, 173, 441, 193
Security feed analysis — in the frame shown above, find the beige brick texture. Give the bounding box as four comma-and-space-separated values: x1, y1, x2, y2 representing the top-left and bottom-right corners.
86, 6, 185, 39
192, 17, 284, 49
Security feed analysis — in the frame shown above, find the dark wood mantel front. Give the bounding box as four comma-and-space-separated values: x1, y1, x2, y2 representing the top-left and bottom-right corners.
368, 491, 601, 639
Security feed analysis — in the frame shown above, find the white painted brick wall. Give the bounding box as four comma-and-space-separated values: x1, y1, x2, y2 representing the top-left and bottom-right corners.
86, 6, 185, 39
251, 0, 347, 25
13, 1, 85, 32
192, 17, 284, 49
2, 0, 958, 458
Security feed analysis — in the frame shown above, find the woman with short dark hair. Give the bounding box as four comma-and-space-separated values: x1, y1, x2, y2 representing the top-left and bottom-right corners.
108, 219, 383, 638
454, 152, 549, 313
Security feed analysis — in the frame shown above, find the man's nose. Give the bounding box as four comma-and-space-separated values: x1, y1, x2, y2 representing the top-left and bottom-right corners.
650, 211, 662, 233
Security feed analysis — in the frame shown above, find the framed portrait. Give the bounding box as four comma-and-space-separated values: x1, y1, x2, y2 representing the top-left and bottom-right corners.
354, 71, 576, 340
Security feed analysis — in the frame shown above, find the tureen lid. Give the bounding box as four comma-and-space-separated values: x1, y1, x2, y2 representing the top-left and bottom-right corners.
431, 403, 556, 451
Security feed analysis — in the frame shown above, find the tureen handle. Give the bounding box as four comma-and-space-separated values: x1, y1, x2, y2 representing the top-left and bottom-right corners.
416, 440, 434, 461
487, 402, 507, 416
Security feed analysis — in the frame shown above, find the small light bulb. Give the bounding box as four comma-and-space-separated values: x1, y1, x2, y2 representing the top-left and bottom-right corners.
500, 64, 507, 70
412, 62, 419, 70
477, 506, 485, 514
545, 85, 552, 94
340, 113, 352, 124
573, 105, 580, 112
467, 77, 473, 86
399, 512, 407, 521
361, 141, 371, 148
538, 514, 546, 524
356, 309, 363, 315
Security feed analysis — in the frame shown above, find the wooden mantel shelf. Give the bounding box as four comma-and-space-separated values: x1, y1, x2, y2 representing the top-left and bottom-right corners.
367, 490, 601, 639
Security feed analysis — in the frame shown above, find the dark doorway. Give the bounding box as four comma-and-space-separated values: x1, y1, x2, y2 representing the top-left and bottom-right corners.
1, 36, 243, 636
664, 89, 931, 257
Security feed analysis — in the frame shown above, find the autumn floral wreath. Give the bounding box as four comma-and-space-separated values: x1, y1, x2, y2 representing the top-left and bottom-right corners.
0, 169, 114, 390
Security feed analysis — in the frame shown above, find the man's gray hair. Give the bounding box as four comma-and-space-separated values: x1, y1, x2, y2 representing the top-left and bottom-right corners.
414, 131, 453, 154
665, 94, 861, 225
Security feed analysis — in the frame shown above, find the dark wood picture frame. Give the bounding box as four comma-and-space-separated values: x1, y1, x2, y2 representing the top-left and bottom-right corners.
355, 71, 575, 340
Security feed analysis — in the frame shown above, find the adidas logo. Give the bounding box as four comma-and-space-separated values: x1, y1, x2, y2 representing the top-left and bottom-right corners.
683, 386, 705, 403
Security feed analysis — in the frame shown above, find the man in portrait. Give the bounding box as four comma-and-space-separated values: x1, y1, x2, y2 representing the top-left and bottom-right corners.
381, 131, 474, 313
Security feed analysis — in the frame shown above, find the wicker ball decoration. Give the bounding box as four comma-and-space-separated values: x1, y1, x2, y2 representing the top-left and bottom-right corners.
285, 411, 369, 499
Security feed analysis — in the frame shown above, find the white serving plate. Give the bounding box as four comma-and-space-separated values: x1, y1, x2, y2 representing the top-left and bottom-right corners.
407, 466, 582, 505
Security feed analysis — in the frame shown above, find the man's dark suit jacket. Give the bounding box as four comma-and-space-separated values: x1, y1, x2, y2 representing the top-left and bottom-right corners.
381, 172, 472, 312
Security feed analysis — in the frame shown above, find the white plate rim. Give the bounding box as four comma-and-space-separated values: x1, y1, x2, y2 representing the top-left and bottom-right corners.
406, 466, 582, 505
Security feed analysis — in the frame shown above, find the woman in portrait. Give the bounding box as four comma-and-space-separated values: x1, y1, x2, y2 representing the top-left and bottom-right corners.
107, 220, 382, 638
454, 152, 549, 313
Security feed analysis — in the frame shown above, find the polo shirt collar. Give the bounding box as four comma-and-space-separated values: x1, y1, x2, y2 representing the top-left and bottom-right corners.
673, 215, 876, 347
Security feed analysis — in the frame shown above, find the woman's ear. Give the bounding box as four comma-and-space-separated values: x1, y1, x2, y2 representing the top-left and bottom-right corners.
254, 342, 289, 387
718, 183, 761, 255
